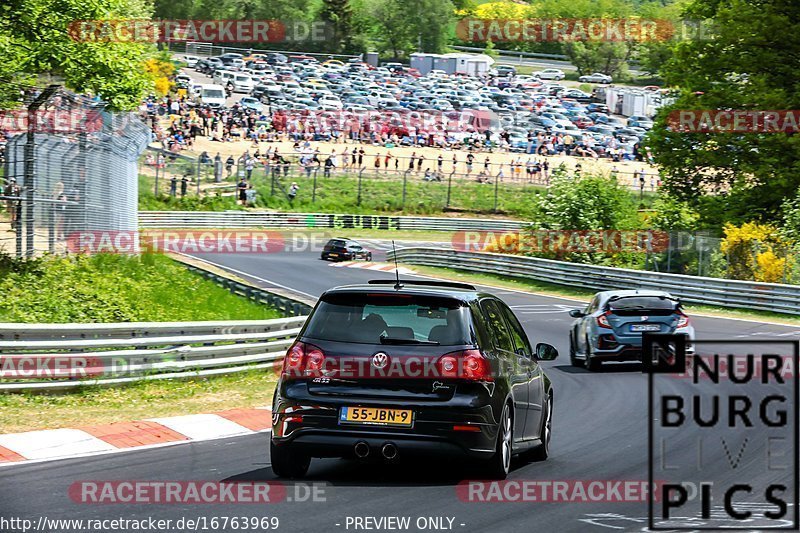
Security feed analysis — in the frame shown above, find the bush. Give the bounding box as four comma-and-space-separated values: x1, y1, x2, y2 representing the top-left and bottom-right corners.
719, 222, 793, 283
0, 253, 280, 322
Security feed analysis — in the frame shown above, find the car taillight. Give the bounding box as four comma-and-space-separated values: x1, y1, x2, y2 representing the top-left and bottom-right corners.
597, 311, 613, 329
436, 350, 493, 381
282, 341, 325, 379
676, 312, 690, 328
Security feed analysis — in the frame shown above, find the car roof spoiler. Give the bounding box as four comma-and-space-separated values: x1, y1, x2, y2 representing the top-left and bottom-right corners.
368, 279, 476, 291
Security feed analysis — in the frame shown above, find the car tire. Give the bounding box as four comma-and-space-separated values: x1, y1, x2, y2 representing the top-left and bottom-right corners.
270, 439, 311, 479
569, 333, 582, 367
585, 336, 602, 371
484, 403, 513, 480
525, 393, 552, 461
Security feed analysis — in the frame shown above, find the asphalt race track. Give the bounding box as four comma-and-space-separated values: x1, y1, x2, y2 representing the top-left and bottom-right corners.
1, 244, 797, 532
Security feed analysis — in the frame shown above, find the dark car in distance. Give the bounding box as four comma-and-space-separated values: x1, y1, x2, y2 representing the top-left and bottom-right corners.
320, 238, 373, 262
270, 280, 558, 479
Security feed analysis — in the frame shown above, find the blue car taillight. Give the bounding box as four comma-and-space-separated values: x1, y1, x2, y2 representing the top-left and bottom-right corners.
597, 310, 613, 329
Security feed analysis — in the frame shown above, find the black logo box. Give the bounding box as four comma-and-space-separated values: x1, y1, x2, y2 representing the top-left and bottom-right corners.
644, 336, 799, 530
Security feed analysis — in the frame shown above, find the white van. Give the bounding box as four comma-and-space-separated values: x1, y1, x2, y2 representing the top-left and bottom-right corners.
199, 84, 227, 108
213, 70, 236, 86
232, 74, 255, 94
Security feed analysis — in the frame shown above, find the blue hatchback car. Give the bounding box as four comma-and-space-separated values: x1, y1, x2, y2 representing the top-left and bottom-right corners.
568, 290, 695, 371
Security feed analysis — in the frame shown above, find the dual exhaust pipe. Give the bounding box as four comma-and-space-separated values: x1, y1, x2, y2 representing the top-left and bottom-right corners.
354, 440, 398, 460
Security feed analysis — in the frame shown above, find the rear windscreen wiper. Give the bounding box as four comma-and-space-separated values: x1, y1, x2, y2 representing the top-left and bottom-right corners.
379, 336, 440, 345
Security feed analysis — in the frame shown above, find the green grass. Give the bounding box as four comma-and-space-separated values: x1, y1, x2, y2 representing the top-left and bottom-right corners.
0, 369, 278, 433
140, 170, 660, 218
0, 252, 281, 323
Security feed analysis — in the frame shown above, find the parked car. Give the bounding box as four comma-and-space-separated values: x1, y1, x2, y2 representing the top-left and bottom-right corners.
568, 290, 695, 371
270, 279, 558, 479
320, 239, 373, 262
578, 72, 613, 84
627, 115, 654, 129
495, 66, 517, 77
534, 69, 565, 81
586, 103, 610, 114
232, 74, 255, 93
559, 89, 593, 102
239, 97, 264, 113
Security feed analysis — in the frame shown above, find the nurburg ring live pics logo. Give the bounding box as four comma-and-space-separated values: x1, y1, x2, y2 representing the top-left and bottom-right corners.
645, 335, 798, 530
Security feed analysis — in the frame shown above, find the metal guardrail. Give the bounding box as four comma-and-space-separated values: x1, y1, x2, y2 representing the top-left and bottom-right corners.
391, 248, 800, 316
0, 258, 316, 392
139, 211, 525, 232
0, 316, 306, 392
181, 263, 313, 316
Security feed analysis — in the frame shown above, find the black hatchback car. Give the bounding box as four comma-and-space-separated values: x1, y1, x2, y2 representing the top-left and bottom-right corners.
320, 238, 372, 262
270, 280, 558, 479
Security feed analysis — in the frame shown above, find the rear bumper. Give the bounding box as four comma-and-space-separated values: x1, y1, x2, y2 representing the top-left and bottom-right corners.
274, 428, 495, 459
271, 382, 500, 459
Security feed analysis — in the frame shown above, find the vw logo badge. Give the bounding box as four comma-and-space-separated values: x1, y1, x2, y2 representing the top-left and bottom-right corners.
372, 352, 389, 369
641, 315, 649, 321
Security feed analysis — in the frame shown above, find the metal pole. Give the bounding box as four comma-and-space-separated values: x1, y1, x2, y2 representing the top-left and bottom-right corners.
312, 168, 318, 203
493, 171, 499, 213
357, 168, 363, 206
402, 170, 408, 209
196, 158, 201, 196
446, 171, 454, 207
154, 154, 160, 196
24, 85, 59, 257
666, 232, 673, 273
48, 202, 55, 254
15, 197, 23, 258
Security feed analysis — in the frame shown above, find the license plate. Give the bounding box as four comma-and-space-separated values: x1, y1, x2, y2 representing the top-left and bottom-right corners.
329, 253, 338, 257
339, 407, 413, 427
630, 324, 661, 332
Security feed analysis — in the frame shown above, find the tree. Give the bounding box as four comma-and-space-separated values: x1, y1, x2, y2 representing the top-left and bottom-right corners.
319, 0, 357, 53
1, 0, 156, 110
647, 0, 800, 223
366, 0, 453, 57
564, 41, 631, 77
368, 0, 416, 58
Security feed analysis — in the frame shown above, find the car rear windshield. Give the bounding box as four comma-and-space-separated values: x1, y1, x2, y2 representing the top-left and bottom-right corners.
608, 296, 677, 315
304, 293, 472, 345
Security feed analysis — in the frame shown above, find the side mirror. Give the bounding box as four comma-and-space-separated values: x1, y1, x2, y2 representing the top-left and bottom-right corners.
535, 343, 559, 361
568, 309, 585, 318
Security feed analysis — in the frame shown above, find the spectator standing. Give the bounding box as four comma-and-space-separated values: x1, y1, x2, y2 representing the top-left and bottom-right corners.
288, 182, 299, 202
214, 153, 223, 183
237, 177, 248, 205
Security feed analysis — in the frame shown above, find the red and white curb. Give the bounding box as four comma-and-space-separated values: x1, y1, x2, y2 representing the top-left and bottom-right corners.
330, 261, 415, 274
0, 408, 271, 466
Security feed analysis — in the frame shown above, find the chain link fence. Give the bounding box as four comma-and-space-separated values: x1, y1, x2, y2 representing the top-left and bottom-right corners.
1, 87, 151, 256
